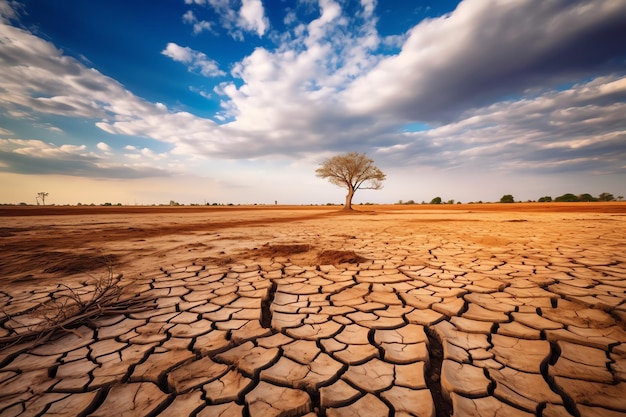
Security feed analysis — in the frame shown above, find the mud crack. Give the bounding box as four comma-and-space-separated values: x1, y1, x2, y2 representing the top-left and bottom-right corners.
542, 341, 580, 417
425, 326, 452, 417
261, 282, 277, 329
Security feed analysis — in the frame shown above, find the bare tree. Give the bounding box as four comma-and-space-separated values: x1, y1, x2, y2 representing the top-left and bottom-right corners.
36, 192, 49, 205
316, 152, 386, 210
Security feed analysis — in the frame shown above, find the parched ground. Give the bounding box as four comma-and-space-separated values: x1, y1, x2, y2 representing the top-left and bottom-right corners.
0, 203, 625, 416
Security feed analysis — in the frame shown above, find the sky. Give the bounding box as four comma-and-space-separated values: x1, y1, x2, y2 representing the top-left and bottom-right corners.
1, 0, 625, 206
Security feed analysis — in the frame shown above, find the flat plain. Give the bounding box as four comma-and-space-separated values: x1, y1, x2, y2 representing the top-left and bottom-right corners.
1, 203, 625, 417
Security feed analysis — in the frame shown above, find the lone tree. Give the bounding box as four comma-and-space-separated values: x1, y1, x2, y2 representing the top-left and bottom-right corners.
36, 192, 49, 205
500, 194, 515, 203
316, 152, 386, 210
430, 197, 442, 204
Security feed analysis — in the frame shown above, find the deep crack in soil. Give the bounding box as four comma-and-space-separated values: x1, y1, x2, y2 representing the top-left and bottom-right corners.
425, 326, 452, 417
261, 282, 278, 329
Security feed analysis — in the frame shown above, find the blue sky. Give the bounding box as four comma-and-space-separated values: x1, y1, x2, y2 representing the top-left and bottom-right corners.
1, 0, 625, 205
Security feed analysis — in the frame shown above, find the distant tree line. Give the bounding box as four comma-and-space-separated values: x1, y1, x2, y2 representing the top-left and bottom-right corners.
394, 192, 623, 205
512, 192, 621, 203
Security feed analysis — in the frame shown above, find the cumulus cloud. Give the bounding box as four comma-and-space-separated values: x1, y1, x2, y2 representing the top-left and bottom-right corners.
0, 138, 94, 171
0, 0, 19, 23
343, 0, 626, 123
238, 0, 269, 36
207, 0, 384, 155
96, 142, 111, 151
184, 0, 269, 39
189, 86, 212, 99
360, 0, 376, 18
375, 76, 626, 174
6, 140, 89, 158
161, 42, 225, 77
0, 127, 14, 136
0, 139, 170, 178
96, 110, 223, 157
33, 123, 63, 133
0, 20, 169, 123
182, 10, 213, 34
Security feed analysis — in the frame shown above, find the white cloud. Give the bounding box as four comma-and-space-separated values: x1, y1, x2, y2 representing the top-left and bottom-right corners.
0, 138, 172, 178
161, 42, 225, 77
97, 142, 111, 151
238, 0, 269, 36
182, 10, 195, 23
140, 147, 168, 160
185, 0, 269, 39
2, 138, 92, 159
96, 110, 223, 156
375, 75, 626, 174
342, 0, 626, 123
33, 123, 63, 133
0, 127, 14, 136
182, 10, 213, 34
0, 0, 20, 23
0, 22, 168, 124
162, 42, 192, 62
307, 0, 343, 44
360, 0, 376, 18
193, 20, 213, 34
189, 86, 212, 99
284, 10, 298, 26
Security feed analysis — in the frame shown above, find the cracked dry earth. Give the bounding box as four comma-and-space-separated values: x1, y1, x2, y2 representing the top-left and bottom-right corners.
1, 206, 626, 417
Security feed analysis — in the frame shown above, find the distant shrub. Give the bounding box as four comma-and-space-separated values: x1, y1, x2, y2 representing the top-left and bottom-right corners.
555, 193, 577, 202
578, 193, 596, 202
598, 192, 614, 201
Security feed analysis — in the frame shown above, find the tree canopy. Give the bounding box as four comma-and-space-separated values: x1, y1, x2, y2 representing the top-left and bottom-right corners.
555, 193, 578, 202
316, 152, 386, 210
598, 192, 615, 201
430, 197, 442, 204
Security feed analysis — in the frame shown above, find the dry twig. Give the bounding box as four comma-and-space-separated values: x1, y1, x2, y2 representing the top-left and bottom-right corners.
0, 265, 154, 348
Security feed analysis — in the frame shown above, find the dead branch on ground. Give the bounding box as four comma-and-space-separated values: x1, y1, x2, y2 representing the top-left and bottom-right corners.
0, 264, 154, 348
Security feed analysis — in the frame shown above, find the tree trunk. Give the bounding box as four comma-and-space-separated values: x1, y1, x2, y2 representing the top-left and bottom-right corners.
344, 188, 354, 210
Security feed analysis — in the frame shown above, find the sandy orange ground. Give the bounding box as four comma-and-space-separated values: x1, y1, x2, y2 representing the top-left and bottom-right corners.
0, 203, 625, 416
1, 203, 625, 284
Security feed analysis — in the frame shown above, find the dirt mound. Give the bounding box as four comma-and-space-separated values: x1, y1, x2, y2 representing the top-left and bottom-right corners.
255, 244, 311, 257
317, 250, 368, 265
0, 251, 119, 282
41, 252, 119, 274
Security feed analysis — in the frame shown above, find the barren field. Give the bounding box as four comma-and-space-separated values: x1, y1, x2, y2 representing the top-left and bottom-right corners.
1, 203, 625, 416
